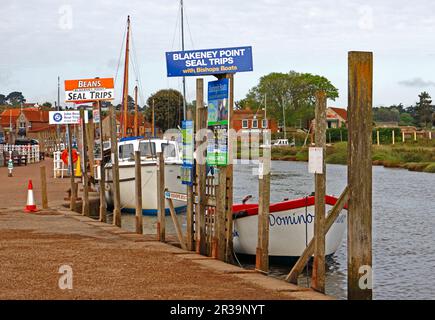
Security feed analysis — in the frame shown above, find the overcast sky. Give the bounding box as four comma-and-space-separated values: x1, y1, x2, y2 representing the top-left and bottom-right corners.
1, 0, 435, 109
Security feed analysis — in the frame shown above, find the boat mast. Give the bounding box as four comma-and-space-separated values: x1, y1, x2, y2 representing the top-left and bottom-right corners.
181, 0, 186, 121
134, 84, 138, 136
122, 15, 131, 138
152, 99, 155, 137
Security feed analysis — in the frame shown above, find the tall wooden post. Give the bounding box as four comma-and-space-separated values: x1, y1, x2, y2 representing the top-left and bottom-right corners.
402, 131, 405, 143
392, 130, 395, 145
152, 99, 155, 137
213, 168, 227, 261
255, 156, 270, 273
157, 152, 165, 241
414, 131, 417, 141
110, 105, 122, 227
122, 16, 130, 138
67, 124, 76, 211
40, 165, 48, 209
80, 108, 90, 216
87, 119, 95, 179
376, 130, 380, 146
195, 78, 207, 255
135, 150, 143, 234
98, 101, 106, 223
348, 51, 373, 300
186, 110, 195, 251
224, 73, 235, 263
312, 91, 327, 293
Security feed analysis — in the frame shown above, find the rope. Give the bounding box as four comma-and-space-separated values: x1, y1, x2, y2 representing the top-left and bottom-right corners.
183, 4, 196, 49
114, 21, 128, 87
130, 28, 146, 107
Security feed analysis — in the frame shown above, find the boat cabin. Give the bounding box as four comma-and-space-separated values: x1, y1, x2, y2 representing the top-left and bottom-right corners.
117, 137, 181, 162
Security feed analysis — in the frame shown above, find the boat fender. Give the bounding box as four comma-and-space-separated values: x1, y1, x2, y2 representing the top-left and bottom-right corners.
233, 210, 249, 219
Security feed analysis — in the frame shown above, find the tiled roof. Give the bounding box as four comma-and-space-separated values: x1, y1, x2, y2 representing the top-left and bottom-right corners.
329, 107, 347, 121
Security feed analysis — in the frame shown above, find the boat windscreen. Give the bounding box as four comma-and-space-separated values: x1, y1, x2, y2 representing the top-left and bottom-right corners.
119, 143, 134, 159
139, 141, 156, 157
162, 143, 176, 158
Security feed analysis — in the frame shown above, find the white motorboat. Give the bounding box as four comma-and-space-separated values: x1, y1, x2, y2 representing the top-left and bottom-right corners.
104, 137, 186, 215
232, 195, 347, 259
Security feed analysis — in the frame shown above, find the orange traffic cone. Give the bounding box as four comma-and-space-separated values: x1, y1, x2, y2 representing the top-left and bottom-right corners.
24, 179, 37, 212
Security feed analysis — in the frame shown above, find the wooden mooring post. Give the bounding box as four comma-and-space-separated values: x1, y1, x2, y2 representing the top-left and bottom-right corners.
87, 118, 95, 179
224, 73, 235, 263
195, 78, 207, 255
80, 108, 90, 216
312, 90, 327, 293
186, 110, 195, 251
67, 124, 76, 211
134, 150, 143, 234
40, 165, 48, 209
110, 105, 122, 227
348, 51, 373, 300
97, 101, 106, 223
255, 156, 270, 273
212, 168, 227, 261
157, 152, 165, 242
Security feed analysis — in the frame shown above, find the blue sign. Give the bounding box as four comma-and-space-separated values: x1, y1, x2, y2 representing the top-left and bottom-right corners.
166, 46, 253, 77
182, 120, 194, 167
53, 112, 63, 123
207, 78, 229, 166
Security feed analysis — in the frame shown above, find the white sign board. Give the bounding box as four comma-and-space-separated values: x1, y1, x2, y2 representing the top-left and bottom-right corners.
65, 78, 115, 103
93, 109, 100, 123
164, 191, 188, 202
49, 111, 89, 125
308, 147, 324, 174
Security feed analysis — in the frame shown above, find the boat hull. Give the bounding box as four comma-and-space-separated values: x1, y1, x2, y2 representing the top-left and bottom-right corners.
104, 162, 186, 215
233, 203, 346, 258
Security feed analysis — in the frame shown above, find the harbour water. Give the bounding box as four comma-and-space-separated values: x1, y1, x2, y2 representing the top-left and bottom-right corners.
113, 161, 435, 300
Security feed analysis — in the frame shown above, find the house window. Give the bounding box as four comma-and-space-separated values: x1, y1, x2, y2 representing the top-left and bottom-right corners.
252, 119, 258, 129
262, 119, 268, 128
242, 119, 248, 129
19, 122, 26, 128
116, 125, 121, 134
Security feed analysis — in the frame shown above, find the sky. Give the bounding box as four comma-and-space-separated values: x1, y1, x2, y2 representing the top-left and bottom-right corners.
1, 0, 435, 109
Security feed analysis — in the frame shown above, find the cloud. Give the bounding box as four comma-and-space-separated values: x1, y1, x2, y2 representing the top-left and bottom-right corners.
398, 78, 435, 87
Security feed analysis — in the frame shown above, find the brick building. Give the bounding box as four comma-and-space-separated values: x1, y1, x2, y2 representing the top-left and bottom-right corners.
232, 107, 278, 133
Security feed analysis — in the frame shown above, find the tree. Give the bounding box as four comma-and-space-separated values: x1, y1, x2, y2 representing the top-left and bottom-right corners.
6, 91, 26, 105
238, 71, 339, 129
373, 107, 400, 123
399, 113, 414, 126
415, 91, 434, 128
145, 89, 183, 131
42, 102, 52, 108
0, 94, 6, 105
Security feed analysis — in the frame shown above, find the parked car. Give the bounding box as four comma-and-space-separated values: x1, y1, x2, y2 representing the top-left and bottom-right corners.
272, 138, 296, 147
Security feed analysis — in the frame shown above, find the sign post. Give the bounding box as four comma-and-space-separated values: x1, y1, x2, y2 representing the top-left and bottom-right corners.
165, 46, 253, 262
166, 46, 253, 77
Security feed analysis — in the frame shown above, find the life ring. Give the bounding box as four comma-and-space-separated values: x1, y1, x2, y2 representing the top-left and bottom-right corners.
61, 148, 78, 165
